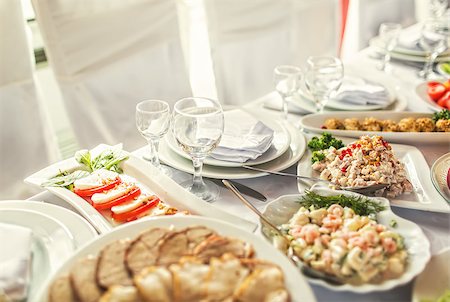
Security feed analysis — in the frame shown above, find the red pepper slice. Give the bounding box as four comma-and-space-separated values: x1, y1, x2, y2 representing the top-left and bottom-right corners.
74, 177, 121, 197
112, 197, 160, 222
93, 186, 141, 210
427, 82, 446, 101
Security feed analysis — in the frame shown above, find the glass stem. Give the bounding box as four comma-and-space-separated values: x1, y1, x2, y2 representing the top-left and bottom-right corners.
382, 51, 391, 71
191, 156, 205, 191
282, 96, 289, 122
147, 138, 161, 169
424, 52, 438, 79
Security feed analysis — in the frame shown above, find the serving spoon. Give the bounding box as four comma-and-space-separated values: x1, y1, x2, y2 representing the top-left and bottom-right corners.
222, 179, 343, 285
242, 165, 388, 195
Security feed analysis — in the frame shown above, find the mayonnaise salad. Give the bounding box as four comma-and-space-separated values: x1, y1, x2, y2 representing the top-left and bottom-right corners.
312, 135, 413, 198
281, 203, 408, 284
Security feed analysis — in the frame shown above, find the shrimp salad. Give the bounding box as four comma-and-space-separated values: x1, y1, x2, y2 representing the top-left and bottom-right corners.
311, 135, 413, 198
280, 203, 408, 284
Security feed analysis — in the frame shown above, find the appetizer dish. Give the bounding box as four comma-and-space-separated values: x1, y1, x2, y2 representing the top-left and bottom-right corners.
47, 225, 292, 302
322, 109, 450, 133
43, 148, 183, 223
310, 134, 412, 198
262, 188, 431, 293
426, 80, 450, 109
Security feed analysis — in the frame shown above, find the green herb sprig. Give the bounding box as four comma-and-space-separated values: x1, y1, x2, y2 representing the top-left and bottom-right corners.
308, 132, 344, 152
432, 109, 450, 122
299, 191, 385, 216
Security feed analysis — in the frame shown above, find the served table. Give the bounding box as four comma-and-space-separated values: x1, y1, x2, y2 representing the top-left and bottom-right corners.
28, 47, 450, 301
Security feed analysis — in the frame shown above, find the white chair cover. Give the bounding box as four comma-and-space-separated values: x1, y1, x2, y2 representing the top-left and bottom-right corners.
0, 0, 51, 199
32, 0, 192, 150
204, 0, 340, 105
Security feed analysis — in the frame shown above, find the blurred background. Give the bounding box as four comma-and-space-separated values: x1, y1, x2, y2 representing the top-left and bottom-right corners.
0, 0, 444, 199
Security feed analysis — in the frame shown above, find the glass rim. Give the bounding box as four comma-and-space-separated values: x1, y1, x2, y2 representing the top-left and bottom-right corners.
173, 97, 223, 118
274, 65, 302, 75
136, 99, 170, 114
306, 56, 343, 68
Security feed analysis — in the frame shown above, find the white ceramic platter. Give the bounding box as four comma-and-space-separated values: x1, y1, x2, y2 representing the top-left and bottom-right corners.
0, 200, 98, 246
33, 215, 317, 302
155, 123, 306, 179
0, 209, 75, 299
297, 137, 450, 213
431, 152, 450, 201
299, 111, 450, 144
24, 145, 256, 234
261, 187, 431, 293
412, 247, 450, 302
166, 113, 291, 168
415, 81, 448, 112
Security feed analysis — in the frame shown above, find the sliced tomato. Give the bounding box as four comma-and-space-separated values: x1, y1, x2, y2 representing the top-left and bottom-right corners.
444, 80, 450, 89
111, 197, 159, 222
93, 186, 141, 210
437, 91, 450, 108
427, 82, 447, 101
74, 177, 121, 197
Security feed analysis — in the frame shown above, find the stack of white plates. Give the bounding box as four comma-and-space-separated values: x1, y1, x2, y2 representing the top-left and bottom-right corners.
142, 110, 307, 179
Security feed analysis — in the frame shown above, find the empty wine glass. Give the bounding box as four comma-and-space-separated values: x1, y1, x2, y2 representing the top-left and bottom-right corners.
378, 22, 402, 72
273, 65, 302, 122
430, 0, 448, 18
172, 97, 224, 202
304, 56, 344, 113
418, 19, 449, 79
136, 100, 171, 175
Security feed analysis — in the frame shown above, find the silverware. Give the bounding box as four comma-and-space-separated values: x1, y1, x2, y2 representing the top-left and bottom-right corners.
210, 178, 267, 202
222, 179, 342, 285
242, 165, 388, 194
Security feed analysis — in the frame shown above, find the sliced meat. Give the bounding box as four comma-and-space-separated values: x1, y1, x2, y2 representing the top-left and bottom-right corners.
134, 266, 173, 302
170, 257, 209, 302
240, 258, 279, 271
264, 289, 290, 302
99, 285, 141, 302
185, 226, 216, 249
193, 235, 254, 263
97, 239, 133, 289
125, 228, 169, 276
48, 275, 78, 302
70, 255, 103, 302
204, 254, 250, 301
233, 267, 289, 302
156, 231, 189, 266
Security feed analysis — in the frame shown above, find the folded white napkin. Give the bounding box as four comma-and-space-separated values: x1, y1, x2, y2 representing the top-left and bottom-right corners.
210, 109, 274, 163
334, 76, 390, 106
0, 223, 33, 301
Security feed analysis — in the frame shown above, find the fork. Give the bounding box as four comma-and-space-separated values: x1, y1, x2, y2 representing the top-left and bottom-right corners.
242, 165, 388, 195
222, 179, 343, 285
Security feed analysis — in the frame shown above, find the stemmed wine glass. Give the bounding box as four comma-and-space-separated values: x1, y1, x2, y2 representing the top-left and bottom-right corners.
172, 97, 224, 202
136, 100, 171, 175
377, 22, 402, 72
304, 56, 344, 113
273, 65, 302, 122
418, 19, 449, 79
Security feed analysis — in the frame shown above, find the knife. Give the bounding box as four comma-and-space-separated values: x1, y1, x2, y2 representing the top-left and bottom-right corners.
210, 179, 267, 202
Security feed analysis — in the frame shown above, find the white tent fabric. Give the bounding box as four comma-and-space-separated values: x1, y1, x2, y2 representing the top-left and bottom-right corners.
32, 0, 192, 150
204, 0, 340, 106
0, 0, 51, 199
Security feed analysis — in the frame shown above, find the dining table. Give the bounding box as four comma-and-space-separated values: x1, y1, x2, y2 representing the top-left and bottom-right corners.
27, 44, 450, 302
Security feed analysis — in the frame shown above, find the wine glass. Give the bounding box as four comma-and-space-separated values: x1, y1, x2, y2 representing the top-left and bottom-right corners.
136, 100, 171, 175
172, 97, 224, 202
273, 65, 302, 122
418, 19, 449, 79
304, 56, 344, 113
430, 0, 448, 19
377, 23, 402, 72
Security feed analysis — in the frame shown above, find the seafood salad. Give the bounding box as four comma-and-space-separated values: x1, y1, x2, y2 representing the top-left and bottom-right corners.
280, 202, 408, 284
311, 135, 413, 198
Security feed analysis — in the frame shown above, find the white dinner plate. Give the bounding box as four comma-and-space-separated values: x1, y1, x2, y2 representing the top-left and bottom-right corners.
33, 215, 317, 302
24, 144, 256, 234
296, 74, 396, 111
0, 209, 75, 300
0, 200, 98, 247
262, 187, 431, 293
412, 247, 450, 302
166, 112, 291, 167
299, 111, 450, 145
297, 137, 450, 213
415, 81, 448, 112
431, 152, 450, 202
155, 123, 306, 179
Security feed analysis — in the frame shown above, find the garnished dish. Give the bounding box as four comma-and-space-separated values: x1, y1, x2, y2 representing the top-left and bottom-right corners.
309, 134, 412, 198
43, 148, 183, 223
322, 109, 450, 132
426, 80, 450, 110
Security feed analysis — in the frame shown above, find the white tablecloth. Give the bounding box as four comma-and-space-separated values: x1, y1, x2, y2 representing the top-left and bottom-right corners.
28, 47, 450, 302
